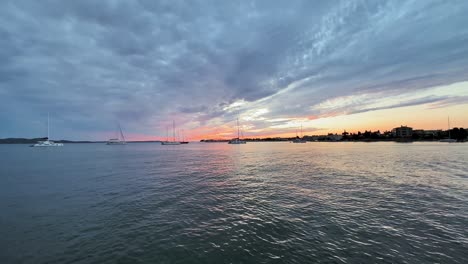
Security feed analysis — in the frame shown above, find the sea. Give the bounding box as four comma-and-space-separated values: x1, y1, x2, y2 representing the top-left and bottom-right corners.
0, 142, 467, 264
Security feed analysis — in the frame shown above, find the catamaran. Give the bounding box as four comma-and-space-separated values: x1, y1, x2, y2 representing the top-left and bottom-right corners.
162, 121, 181, 145
107, 123, 126, 145
292, 124, 307, 143
440, 116, 457, 143
31, 113, 64, 147
228, 118, 246, 144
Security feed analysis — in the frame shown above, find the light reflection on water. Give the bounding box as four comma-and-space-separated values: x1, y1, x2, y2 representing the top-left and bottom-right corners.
0, 142, 467, 263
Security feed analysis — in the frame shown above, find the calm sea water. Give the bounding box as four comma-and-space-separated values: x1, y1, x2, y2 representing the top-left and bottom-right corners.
0, 142, 467, 264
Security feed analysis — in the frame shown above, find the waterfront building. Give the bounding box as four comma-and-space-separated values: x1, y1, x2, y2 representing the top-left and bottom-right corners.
424, 130, 442, 136
392, 126, 413, 138
328, 133, 343, 141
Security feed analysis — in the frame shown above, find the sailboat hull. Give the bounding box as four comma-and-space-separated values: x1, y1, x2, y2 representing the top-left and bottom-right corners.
161, 141, 181, 145
228, 139, 246, 144
32, 144, 64, 147
439, 139, 457, 143
32, 140, 63, 147
292, 140, 307, 143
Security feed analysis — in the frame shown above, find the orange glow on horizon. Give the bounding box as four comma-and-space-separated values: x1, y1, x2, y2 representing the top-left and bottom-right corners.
100, 100, 468, 141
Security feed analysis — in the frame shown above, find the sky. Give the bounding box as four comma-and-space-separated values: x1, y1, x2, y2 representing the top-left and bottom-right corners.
1, 0, 468, 141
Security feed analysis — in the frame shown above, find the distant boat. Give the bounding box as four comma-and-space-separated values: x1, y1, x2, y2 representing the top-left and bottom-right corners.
292, 138, 307, 143
439, 139, 457, 143
292, 124, 307, 143
31, 113, 64, 147
228, 117, 246, 144
162, 121, 181, 145
440, 116, 457, 143
107, 123, 126, 145
179, 129, 189, 144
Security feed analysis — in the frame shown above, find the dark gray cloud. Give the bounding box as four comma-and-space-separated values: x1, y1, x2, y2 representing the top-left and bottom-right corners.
0, 0, 467, 139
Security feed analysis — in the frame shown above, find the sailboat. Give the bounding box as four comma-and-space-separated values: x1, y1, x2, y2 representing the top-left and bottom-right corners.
162, 121, 181, 145
292, 124, 307, 143
180, 129, 189, 144
228, 117, 246, 144
31, 113, 64, 147
440, 116, 457, 143
107, 123, 126, 145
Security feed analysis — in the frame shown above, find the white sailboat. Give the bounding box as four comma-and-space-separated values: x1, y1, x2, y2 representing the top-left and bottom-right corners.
32, 113, 64, 147
161, 121, 181, 145
292, 124, 307, 143
107, 123, 126, 145
228, 117, 246, 144
440, 116, 457, 143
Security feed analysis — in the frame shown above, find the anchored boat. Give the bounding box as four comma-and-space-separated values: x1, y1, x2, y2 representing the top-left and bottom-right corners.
292, 124, 307, 143
31, 113, 63, 147
228, 117, 246, 144
162, 121, 181, 145
439, 116, 457, 143
107, 123, 126, 145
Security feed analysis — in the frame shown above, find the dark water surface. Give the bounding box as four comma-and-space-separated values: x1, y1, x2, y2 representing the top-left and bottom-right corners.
0, 142, 467, 263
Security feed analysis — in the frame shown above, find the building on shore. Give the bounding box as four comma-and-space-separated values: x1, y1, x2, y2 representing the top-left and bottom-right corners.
413, 129, 442, 137
392, 126, 413, 138
328, 133, 343, 141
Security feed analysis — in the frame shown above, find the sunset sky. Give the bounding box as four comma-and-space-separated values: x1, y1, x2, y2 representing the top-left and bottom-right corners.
1, 1, 467, 141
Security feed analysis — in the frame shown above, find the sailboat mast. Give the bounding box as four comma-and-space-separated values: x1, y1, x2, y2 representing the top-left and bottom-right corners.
237, 118, 240, 139
448, 116, 451, 139
118, 123, 125, 142
173, 120, 175, 142
47, 113, 50, 139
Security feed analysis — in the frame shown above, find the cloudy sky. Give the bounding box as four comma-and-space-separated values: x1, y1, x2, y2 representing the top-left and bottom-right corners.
1, 0, 468, 140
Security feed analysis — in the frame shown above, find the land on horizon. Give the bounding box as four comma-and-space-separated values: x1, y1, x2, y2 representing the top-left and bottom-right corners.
0, 138, 162, 144
2, 126, 467, 144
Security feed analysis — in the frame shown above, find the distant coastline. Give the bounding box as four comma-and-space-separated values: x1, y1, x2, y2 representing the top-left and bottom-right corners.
0, 138, 162, 144
200, 138, 466, 143
201, 126, 468, 143
2, 126, 467, 144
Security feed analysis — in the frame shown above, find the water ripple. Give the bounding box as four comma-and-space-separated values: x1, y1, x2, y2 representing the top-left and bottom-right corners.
0, 142, 467, 263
